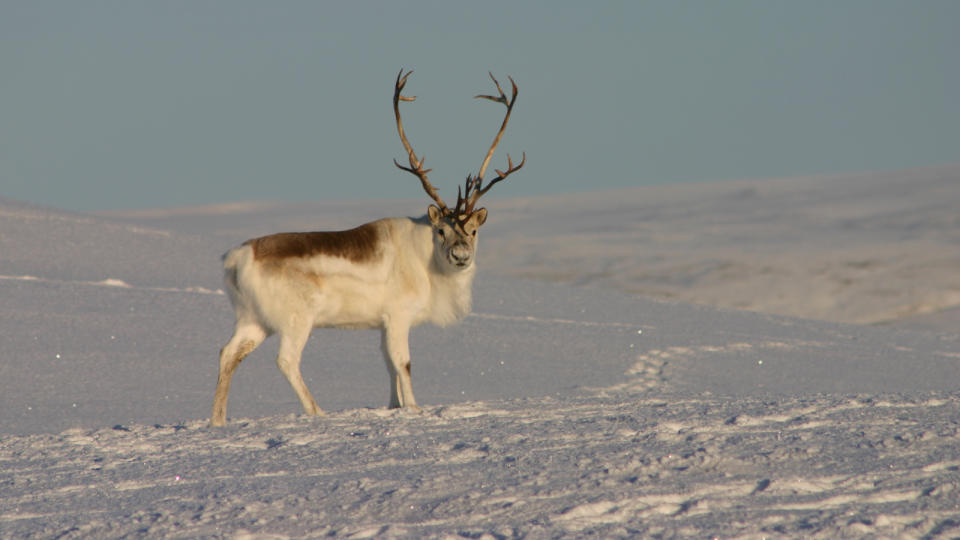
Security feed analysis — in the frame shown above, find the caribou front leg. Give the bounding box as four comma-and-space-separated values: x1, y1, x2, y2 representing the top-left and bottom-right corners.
275, 326, 325, 417
380, 319, 420, 411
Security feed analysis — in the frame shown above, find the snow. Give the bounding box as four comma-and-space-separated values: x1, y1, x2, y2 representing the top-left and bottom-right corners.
2, 165, 960, 538
5, 393, 960, 538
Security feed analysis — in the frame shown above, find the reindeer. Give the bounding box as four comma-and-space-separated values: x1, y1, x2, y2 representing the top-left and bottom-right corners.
210, 70, 524, 426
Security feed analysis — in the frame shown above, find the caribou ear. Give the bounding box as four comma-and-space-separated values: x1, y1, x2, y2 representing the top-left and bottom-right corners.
427, 205, 443, 226
471, 208, 488, 227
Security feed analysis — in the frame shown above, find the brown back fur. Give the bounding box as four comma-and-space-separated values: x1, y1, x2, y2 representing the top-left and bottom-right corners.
248, 222, 381, 263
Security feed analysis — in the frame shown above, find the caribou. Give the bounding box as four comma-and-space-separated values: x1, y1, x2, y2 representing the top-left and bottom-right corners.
210, 70, 524, 426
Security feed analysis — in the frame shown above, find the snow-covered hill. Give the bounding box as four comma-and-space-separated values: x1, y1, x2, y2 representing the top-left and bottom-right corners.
2, 167, 960, 537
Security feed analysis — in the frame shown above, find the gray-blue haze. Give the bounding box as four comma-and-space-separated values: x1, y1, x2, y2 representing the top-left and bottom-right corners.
2, 1, 958, 212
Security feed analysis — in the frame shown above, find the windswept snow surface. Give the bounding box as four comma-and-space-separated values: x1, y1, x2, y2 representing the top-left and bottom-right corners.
2, 167, 960, 538
5, 393, 960, 538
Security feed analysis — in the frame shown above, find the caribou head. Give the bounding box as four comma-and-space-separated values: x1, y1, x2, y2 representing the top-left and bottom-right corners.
392, 69, 525, 271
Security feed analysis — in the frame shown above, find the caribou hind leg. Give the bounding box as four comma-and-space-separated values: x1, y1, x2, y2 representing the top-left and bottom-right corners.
211, 323, 268, 426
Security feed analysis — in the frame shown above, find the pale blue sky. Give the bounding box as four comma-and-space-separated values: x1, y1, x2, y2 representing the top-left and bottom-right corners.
2, 1, 958, 211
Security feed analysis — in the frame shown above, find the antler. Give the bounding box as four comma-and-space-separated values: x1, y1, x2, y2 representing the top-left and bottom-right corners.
392, 69, 450, 213
456, 72, 526, 217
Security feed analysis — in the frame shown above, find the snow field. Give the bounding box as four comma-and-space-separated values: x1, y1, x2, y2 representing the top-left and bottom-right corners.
2, 166, 960, 537
3, 392, 959, 537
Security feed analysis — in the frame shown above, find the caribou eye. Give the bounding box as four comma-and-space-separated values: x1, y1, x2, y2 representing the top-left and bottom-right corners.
437, 229, 445, 237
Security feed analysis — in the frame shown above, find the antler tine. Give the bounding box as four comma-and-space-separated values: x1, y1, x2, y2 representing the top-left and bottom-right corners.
393, 69, 449, 212
474, 72, 508, 105
481, 151, 526, 198
460, 151, 526, 216
453, 175, 480, 219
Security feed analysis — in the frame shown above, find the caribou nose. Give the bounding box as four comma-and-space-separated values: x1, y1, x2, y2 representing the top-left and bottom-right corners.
450, 246, 471, 266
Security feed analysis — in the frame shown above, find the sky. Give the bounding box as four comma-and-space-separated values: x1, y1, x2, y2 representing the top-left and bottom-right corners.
2, 1, 958, 212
